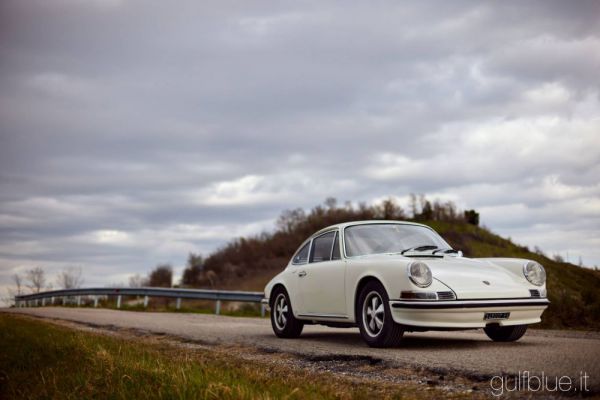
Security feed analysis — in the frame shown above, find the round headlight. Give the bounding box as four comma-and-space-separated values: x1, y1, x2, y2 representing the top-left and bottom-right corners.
523, 261, 546, 286
407, 261, 432, 288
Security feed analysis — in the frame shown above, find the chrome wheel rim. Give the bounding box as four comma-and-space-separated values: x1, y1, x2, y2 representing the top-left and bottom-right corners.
362, 291, 384, 337
274, 293, 288, 330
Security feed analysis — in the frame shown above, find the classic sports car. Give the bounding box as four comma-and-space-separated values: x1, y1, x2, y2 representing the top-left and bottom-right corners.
263, 220, 549, 347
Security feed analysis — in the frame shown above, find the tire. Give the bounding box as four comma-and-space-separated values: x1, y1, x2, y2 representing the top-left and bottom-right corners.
356, 280, 404, 347
270, 287, 304, 338
484, 324, 528, 342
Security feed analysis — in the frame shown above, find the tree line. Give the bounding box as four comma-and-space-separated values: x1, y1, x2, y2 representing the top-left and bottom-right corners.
4, 266, 84, 304
5, 194, 480, 303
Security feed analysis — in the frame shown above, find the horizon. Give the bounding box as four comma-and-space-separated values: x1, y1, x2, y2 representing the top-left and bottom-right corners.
4, 196, 596, 297
1, 1, 599, 298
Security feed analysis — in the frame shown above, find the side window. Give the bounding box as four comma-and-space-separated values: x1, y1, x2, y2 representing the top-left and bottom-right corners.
292, 242, 310, 264
309, 231, 335, 263
331, 231, 341, 260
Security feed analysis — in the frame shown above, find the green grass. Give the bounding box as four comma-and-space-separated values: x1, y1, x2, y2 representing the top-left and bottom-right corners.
0, 314, 474, 400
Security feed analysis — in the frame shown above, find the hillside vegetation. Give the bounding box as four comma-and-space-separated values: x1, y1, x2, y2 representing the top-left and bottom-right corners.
183, 197, 600, 330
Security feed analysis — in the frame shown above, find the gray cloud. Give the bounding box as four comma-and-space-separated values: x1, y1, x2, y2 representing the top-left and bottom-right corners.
1, 1, 599, 297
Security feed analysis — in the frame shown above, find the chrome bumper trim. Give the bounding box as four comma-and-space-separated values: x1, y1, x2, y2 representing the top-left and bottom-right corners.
390, 298, 550, 309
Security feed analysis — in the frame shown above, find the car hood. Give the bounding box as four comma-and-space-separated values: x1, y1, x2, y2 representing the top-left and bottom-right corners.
422, 256, 530, 299
359, 253, 531, 299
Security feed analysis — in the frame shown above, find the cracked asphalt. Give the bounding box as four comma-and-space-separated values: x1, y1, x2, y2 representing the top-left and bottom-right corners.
4, 307, 599, 393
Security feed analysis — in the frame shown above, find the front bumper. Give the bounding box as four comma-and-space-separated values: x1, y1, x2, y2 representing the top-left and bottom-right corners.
389, 298, 550, 328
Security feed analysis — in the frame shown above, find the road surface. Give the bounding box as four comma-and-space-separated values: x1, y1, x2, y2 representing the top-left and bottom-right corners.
4, 307, 599, 393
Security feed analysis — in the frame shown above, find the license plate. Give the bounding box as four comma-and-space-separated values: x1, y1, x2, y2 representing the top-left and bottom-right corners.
484, 312, 510, 320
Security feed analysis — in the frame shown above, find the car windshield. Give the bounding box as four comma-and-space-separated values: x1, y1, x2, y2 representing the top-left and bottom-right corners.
344, 223, 451, 257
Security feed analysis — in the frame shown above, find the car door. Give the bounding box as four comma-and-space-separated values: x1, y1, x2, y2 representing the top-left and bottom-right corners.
286, 240, 311, 311
297, 230, 347, 317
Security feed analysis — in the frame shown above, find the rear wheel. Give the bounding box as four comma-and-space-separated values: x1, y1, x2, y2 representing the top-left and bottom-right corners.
357, 281, 404, 347
484, 324, 528, 342
270, 288, 303, 338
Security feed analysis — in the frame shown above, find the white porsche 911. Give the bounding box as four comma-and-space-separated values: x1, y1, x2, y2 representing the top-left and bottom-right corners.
263, 220, 549, 347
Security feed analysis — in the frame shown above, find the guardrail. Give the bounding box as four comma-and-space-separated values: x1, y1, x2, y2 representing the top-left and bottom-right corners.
14, 287, 266, 316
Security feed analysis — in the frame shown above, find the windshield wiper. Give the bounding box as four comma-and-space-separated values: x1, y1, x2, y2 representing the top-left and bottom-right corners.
432, 248, 460, 254
400, 245, 439, 255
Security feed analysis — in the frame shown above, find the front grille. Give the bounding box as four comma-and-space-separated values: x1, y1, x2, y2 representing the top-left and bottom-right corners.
437, 291, 456, 300
529, 289, 541, 298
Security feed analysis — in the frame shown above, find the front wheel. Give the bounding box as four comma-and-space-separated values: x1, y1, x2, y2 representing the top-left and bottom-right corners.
484, 324, 528, 342
270, 288, 303, 338
357, 281, 404, 347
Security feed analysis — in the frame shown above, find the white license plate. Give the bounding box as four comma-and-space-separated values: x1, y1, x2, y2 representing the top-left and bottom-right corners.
484, 312, 510, 320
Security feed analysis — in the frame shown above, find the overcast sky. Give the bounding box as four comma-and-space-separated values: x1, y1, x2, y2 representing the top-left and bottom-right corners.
1, 1, 599, 295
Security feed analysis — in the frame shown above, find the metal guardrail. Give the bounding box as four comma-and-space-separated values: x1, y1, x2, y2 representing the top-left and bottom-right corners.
14, 287, 266, 316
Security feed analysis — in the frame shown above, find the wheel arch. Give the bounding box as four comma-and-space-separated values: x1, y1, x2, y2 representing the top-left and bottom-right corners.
353, 275, 385, 321
269, 283, 288, 307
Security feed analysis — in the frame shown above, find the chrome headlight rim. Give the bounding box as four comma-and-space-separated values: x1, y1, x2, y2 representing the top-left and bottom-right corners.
407, 261, 433, 288
523, 261, 546, 286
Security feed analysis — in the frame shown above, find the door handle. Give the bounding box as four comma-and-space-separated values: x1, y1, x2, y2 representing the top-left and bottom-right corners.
298, 271, 307, 277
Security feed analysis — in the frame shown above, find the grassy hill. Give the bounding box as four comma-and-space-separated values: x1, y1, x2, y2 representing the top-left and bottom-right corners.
187, 198, 600, 330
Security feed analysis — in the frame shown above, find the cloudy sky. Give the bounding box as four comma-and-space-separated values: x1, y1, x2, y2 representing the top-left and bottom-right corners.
1, 1, 599, 295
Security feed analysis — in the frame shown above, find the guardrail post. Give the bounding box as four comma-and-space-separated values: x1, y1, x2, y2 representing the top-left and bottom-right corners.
117, 295, 122, 309
77, 296, 81, 306
176, 297, 181, 310
35, 299, 39, 307
215, 300, 221, 315
51, 296, 55, 305
42, 298, 46, 306
261, 303, 266, 317
62, 296, 66, 305
143, 295, 149, 308
94, 296, 99, 307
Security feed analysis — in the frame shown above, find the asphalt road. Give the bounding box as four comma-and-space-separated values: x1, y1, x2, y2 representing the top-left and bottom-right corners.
5, 307, 600, 392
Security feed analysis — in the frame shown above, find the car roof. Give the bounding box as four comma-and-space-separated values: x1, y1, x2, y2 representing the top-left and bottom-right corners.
310, 220, 431, 238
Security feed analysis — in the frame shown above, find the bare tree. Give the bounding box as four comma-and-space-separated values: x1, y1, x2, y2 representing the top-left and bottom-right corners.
13, 274, 23, 296
181, 253, 204, 287
128, 273, 146, 288
2, 288, 16, 307
205, 270, 218, 288
56, 266, 84, 289
409, 193, 418, 218
148, 264, 173, 287
26, 267, 46, 293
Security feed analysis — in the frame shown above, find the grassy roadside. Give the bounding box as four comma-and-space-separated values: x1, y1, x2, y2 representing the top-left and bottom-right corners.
0, 314, 475, 400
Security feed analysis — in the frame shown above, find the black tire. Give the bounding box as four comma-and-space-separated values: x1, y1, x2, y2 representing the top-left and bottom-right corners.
356, 280, 404, 347
270, 287, 304, 338
484, 324, 528, 342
